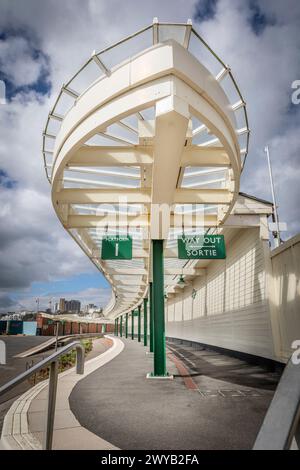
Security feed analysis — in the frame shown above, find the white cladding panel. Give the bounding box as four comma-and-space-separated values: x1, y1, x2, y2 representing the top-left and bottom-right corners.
166, 228, 275, 359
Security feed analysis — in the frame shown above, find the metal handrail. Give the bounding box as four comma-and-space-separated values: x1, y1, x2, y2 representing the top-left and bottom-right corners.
253, 356, 300, 450
0, 340, 85, 450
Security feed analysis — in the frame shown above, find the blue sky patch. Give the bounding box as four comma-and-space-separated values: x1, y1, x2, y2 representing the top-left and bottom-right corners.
248, 0, 276, 35
30, 272, 110, 297
0, 169, 17, 189
194, 0, 218, 22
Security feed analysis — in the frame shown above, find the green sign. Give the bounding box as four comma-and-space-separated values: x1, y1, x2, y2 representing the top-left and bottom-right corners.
101, 235, 132, 260
178, 234, 226, 259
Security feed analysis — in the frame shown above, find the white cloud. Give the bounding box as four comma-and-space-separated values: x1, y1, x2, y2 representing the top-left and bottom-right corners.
0, 36, 47, 87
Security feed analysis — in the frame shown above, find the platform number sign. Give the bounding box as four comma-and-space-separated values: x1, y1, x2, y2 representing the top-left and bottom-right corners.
178, 234, 226, 260
101, 235, 132, 260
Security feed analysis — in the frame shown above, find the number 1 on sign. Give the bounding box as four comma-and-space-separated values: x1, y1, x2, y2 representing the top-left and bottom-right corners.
115, 242, 119, 257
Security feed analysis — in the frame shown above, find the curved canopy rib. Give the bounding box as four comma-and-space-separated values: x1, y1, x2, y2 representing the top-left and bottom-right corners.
42, 20, 250, 319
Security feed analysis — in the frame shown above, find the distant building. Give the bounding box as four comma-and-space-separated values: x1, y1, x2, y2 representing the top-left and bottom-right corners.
59, 298, 66, 312
58, 298, 81, 314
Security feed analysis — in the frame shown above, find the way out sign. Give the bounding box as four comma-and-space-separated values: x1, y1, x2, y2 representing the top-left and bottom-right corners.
178, 234, 226, 260
101, 235, 132, 260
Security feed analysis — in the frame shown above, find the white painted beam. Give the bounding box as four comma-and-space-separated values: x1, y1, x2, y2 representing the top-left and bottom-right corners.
56, 188, 151, 204
174, 189, 232, 205
181, 147, 230, 167
66, 214, 149, 228
68, 146, 153, 167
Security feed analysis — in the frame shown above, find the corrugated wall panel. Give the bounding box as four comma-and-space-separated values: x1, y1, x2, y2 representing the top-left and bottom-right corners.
166, 228, 275, 359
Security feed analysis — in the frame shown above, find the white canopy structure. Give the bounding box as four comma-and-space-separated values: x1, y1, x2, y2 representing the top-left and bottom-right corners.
42, 19, 250, 327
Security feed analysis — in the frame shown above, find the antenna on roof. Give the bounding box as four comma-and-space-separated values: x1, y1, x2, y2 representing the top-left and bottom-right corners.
264, 145, 282, 247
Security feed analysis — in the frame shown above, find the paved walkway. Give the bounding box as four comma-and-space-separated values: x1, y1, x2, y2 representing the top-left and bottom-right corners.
1, 337, 118, 450
0, 336, 109, 440
70, 337, 281, 450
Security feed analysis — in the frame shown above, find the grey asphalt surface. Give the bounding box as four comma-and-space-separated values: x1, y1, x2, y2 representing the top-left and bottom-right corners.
70, 337, 282, 450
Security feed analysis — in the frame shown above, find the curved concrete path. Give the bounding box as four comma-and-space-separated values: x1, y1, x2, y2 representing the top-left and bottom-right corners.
0, 336, 123, 450
69, 338, 280, 450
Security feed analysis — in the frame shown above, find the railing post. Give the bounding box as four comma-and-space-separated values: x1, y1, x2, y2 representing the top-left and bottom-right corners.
138, 305, 141, 342
149, 282, 154, 353
44, 360, 59, 450
55, 321, 59, 352
143, 297, 148, 346
76, 343, 85, 374
131, 310, 134, 340
152, 239, 167, 376
125, 312, 128, 338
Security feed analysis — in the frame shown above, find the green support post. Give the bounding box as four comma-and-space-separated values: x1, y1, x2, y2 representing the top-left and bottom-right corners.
152, 239, 167, 376
131, 310, 134, 340
120, 315, 123, 337
143, 297, 148, 346
114, 319, 116, 335
138, 305, 141, 342
116, 318, 119, 336
149, 282, 154, 353
125, 312, 128, 338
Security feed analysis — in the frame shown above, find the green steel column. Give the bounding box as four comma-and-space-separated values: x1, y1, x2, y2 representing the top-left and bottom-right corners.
152, 239, 167, 376
116, 318, 119, 336
131, 310, 134, 340
120, 315, 123, 337
149, 282, 154, 353
114, 319, 116, 336
138, 305, 141, 342
125, 312, 128, 338
143, 297, 148, 346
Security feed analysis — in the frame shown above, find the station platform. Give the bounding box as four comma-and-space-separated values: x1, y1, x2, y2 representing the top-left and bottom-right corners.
1, 335, 281, 450
69, 336, 280, 450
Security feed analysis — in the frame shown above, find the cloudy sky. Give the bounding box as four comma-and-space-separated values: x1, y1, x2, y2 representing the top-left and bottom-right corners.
0, 0, 299, 313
